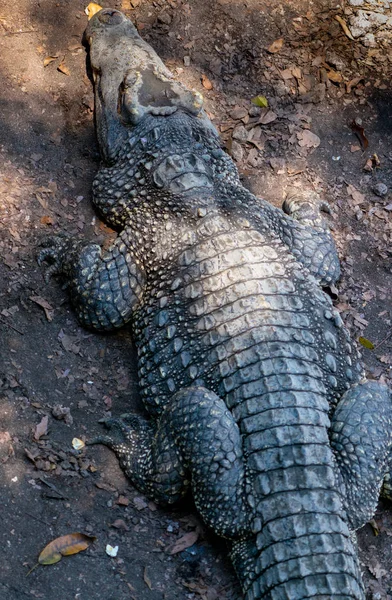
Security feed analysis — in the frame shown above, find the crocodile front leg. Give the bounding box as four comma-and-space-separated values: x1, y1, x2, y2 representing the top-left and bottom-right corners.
330, 380, 392, 530
38, 231, 145, 331
89, 386, 252, 539
278, 189, 341, 286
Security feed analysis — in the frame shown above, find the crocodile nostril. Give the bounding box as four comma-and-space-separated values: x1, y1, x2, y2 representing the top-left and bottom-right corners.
98, 9, 123, 25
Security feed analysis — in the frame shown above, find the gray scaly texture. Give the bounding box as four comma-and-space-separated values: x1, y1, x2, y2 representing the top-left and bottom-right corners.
38, 8, 392, 600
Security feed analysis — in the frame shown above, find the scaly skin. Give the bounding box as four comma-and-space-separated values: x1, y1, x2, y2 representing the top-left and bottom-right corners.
39, 9, 392, 600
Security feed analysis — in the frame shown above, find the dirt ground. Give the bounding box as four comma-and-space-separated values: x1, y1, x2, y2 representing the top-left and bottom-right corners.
1, 0, 392, 598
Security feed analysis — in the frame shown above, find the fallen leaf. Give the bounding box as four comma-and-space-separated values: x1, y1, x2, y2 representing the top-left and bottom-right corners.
369, 518, 380, 536
296, 130, 320, 148
30, 296, 54, 322
58, 330, 80, 354
144, 566, 152, 590
95, 481, 116, 492
291, 66, 302, 80
40, 215, 55, 226
259, 110, 277, 125
34, 415, 49, 441
43, 55, 58, 67
38, 533, 96, 565
169, 530, 199, 554
335, 15, 354, 40
280, 68, 293, 81
346, 76, 363, 94
266, 38, 284, 54
201, 74, 213, 90
57, 63, 70, 76
347, 184, 365, 205
0, 431, 11, 444
358, 337, 375, 350
350, 145, 361, 153
350, 119, 368, 150
85, 3, 103, 20
111, 519, 129, 531
379, 355, 392, 365
326, 69, 343, 84
250, 95, 268, 108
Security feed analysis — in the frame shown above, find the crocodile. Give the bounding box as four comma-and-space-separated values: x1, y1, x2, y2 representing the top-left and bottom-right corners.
38, 8, 392, 600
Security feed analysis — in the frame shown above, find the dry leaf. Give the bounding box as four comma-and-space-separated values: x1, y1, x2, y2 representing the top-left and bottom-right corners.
267, 38, 284, 54
34, 415, 49, 441
201, 74, 213, 90
350, 119, 368, 150
57, 63, 70, 76
40, 215, 54, 226
85, 3, 103, 20
30, 296, 54, 322
335, 15, 354, 40
346, 76, 363, 94
38, 533, 96, 565
291, 66, 302, 80
347, 184, 365, 205
169, 530, 199, 554
259, 110, 277, 125
327, 69, 343, 84
43, 56, 58, 67
297, 130, 320, 148
144, 566, 152, 590
111, 519, 129, 531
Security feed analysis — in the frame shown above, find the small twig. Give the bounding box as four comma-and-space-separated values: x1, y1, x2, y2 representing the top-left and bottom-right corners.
38, 476, 68, 500
24, 511, 51, 527
374, 330, 392, 350
0, 317, 24, 335
6, 30, 36, 35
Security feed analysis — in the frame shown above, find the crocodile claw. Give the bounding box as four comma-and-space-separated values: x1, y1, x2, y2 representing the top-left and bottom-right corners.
37, 234, 71, 282
88, 413, 151, 448
282, 189, 332, 229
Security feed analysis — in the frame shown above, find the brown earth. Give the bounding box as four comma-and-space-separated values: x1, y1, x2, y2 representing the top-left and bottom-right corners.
0, 0, 392, 599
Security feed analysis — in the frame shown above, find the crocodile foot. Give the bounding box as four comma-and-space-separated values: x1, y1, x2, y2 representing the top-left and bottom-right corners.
282, 188, 331, 227
37, 234, 73, 282
88, 412, 152, 450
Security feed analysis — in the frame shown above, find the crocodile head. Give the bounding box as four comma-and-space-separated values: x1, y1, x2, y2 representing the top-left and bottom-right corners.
84, 8, 204, 162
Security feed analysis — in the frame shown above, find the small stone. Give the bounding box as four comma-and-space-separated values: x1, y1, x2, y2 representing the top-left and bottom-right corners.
373, 182, 388, 197
183, 56, 191, 67
230, 141, 244, 162
158, 11, 172, 25
349, 12, 372, 38
232, 125, 249, 143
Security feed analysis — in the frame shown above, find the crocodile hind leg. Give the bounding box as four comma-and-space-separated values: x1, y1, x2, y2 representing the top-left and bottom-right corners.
330, 380, 392, 530
89, 386, 252, 539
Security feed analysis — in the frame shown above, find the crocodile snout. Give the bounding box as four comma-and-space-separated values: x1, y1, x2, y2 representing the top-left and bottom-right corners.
97, 8, 123, 25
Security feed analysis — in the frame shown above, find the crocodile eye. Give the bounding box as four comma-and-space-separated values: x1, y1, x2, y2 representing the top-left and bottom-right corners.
98, 9, 123, 25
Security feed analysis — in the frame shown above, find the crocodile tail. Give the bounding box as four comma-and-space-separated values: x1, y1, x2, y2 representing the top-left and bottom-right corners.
234, 390, 365, 600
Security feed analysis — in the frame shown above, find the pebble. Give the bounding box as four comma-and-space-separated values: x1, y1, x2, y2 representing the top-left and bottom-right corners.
232, 125, 249, 143
373, 182, 388, 197
230, 140, 244, 162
